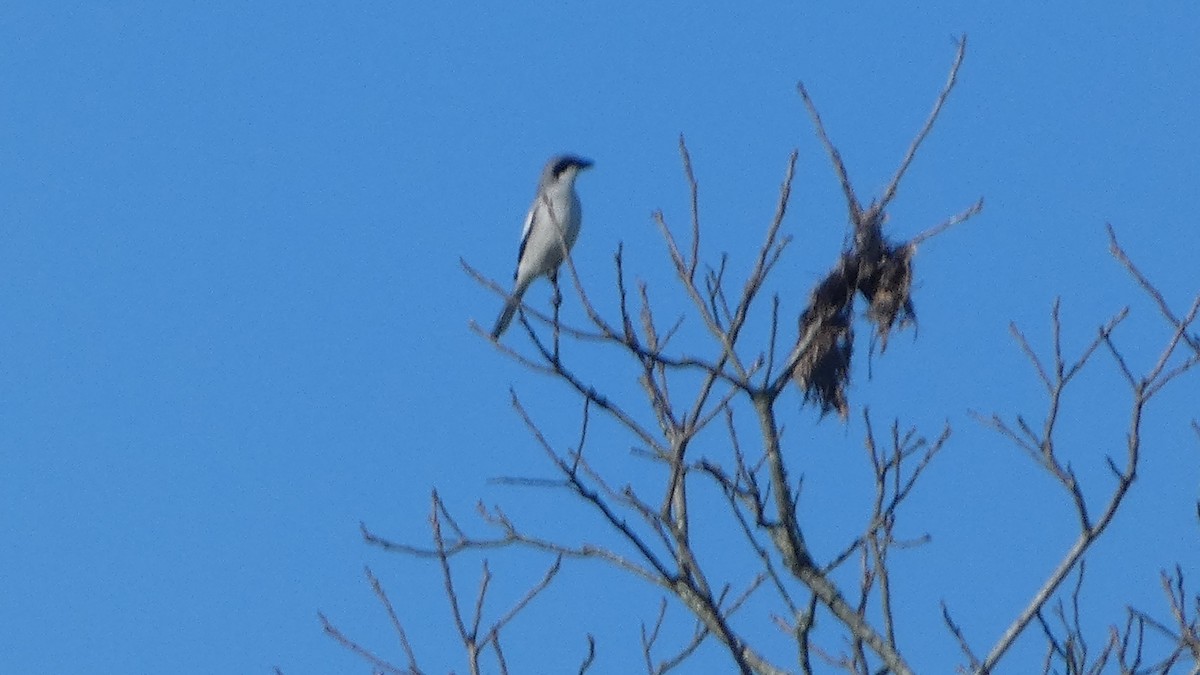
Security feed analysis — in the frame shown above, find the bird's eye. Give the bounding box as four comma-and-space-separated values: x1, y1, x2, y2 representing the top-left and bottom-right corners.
553, 159, 572, 177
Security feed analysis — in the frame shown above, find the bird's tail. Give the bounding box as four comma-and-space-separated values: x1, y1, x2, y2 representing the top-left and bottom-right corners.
490, 282, 529, 339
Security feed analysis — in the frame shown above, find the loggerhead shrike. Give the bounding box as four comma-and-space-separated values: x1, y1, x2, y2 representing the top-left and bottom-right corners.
490, 154, 593, 339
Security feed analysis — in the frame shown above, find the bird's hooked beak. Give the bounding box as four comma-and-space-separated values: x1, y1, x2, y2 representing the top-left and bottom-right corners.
576, 157, 594, 170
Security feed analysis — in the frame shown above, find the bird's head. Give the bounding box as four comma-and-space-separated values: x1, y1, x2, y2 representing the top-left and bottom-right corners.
543, 154, 593, 187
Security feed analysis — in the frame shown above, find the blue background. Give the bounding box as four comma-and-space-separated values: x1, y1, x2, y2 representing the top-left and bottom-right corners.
2, 2, 1197, 672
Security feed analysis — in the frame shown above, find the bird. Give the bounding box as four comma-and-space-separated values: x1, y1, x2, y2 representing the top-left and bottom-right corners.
490, 154, 593, 339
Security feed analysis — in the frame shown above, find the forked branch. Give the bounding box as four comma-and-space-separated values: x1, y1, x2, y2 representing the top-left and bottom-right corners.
969, 233, 1200, 673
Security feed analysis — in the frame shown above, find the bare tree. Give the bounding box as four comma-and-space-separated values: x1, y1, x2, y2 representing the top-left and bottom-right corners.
317, 37, 1200, 674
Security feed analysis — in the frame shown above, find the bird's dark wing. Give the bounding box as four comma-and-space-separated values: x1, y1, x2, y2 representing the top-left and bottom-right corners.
513, 196, 540, 280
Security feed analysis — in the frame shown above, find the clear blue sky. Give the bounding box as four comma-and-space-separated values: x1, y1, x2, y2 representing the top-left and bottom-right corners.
2, 2, 1198, 673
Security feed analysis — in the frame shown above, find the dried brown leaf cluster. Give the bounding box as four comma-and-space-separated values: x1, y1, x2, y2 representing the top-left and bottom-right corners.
793, 208, 917, 419
794, 255, 856, 419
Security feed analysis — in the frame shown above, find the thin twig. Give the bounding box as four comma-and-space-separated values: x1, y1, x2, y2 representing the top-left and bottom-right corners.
877, 35, 969, 214
319, 612, 409, 675
909, 197, 984, 247
366, 567, 423, 674
796, 82, 861, 223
